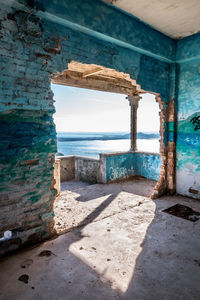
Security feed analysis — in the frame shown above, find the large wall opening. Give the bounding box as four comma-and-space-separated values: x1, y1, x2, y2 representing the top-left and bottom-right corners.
50, 61, 167, 236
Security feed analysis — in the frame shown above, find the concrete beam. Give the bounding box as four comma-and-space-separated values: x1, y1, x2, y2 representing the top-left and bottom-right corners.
52, 72, 137, 95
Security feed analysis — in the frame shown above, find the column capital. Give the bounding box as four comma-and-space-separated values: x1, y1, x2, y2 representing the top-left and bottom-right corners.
126, 95, 141, 108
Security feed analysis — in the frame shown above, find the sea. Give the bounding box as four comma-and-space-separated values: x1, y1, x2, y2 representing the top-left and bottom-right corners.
56, 132, 160, 158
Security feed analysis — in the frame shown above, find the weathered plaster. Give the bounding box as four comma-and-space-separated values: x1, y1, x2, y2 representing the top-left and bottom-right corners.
59, 156, 75, 182
75, 157, 101, 184
176, 111, 200, 199
175, 34, 200, 199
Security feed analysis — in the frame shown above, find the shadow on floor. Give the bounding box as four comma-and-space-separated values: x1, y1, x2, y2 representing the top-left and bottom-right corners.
1, 184, 200, 299
122, 199, 200, 299
67, 194, 200, 299
53, 190, 200, 299
54, 178, 155, 234
61, 177, 156, 202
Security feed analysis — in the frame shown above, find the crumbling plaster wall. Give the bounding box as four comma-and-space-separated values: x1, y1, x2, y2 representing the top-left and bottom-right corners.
0, 0, 176, 254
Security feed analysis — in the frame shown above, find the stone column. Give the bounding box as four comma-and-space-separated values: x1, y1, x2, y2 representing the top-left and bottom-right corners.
126, 95, 141, 151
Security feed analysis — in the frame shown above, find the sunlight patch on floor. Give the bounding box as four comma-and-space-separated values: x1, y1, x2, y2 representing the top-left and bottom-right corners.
69, 200, 156, 292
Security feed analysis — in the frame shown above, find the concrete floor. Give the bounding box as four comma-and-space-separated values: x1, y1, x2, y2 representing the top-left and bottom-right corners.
1, 178, 200, 300
54, 177, 155, 233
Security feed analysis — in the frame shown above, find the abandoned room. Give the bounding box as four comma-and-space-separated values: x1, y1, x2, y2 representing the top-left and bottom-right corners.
0, 0, 200, 299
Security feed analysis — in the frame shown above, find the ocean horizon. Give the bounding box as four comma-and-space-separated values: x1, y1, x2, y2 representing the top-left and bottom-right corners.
56, 131, 160, 158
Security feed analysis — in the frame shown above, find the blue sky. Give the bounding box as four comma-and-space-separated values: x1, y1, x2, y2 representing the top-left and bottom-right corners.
51, 84, 160, 132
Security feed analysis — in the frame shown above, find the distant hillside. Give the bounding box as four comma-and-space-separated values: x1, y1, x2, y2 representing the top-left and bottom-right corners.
57, 132, 159, 142
137, 132, 160, 139
120, 132, 160, 139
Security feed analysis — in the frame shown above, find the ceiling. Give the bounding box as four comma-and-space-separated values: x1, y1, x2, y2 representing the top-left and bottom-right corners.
104, 0, 200, 39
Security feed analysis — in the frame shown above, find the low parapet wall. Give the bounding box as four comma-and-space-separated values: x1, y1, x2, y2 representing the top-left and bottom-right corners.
75, 156, 101, 184
59, 156, 75, 182
57, 155, 101, 184
100, 151, 161, 183
57, 151, 161, 185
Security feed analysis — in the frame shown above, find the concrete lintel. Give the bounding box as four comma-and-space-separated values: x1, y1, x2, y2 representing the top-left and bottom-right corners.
52, 75, 137, 96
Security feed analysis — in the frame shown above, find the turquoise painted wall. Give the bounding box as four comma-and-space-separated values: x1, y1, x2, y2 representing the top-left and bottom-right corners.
105, 152, 161, 182
134, 153, 162, 181
176, 34, 200, 199
33, 0, 176, 62
176, 32, 200, 63
105, 153, 135, 182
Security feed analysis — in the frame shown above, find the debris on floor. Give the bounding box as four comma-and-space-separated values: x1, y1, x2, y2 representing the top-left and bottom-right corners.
18, 274, 29, 284
163, 203, 200, 222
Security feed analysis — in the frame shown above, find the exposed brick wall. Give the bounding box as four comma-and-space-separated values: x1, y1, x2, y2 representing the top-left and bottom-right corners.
0, 5, 58, 254
151, 95, 168, 198
0, 3, 174, 254
151, 98, 176, 198
166, 100, 176, 194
